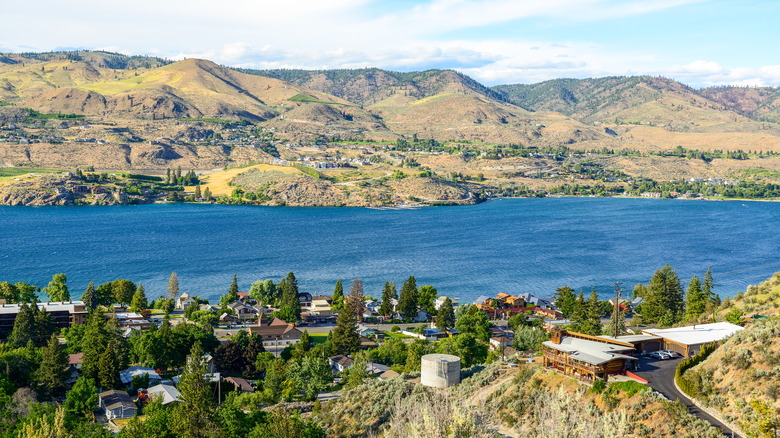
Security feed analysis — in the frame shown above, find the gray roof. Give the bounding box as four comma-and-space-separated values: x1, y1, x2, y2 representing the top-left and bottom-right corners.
147, 384, 181, 405
543, 337, 636, 365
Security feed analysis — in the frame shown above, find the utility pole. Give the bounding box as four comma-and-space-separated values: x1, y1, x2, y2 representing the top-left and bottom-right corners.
613, 282, 623, 339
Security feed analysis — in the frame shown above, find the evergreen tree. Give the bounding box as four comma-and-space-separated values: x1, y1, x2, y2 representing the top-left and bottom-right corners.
435, 297, 455, 333
10, 302, 54, 347
347, 278, 365, 321
703, 266, 717, 304
172, 342, 219, 438
378, 281, 396, 317
98, 342, 119, 388
221, 275, 239, 306
568, 290, 587, 332
640, 265, 684, 324
331, 306, 360, 355
167, 272, 179, 300
580, 289, 602, 336
204, 187, 213, 201
331, 280, 344, 310
82, 282, 97, 310
685, 276, 708, 321
166, 168, 172, 184
632, 283, 648, 300
43, 273, 69, 302
397, 276, 418, 320
277, 272, 301, 323
553, 286, 577, 317
35, 335, 68, 397
607, 299, 627, 337
130, 284, 147, 312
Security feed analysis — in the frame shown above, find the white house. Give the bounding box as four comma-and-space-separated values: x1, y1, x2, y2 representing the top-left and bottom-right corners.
120, 366, 162, 386
147, 384, 181, 405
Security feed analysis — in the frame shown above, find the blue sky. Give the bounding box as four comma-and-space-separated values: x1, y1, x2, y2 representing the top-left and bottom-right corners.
2, 0, 778, 87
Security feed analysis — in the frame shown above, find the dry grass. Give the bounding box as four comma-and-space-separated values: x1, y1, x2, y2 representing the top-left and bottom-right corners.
191, 164, 303, 196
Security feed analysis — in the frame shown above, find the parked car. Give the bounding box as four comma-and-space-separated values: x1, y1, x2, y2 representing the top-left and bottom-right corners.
660, 350, 682, 358
649, 351, 671, 360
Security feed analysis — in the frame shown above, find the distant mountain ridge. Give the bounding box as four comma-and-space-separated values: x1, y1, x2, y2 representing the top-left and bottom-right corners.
2, 50, 780, 150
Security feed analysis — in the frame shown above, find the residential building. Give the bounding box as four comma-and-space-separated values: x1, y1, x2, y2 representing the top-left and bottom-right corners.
542, 328, 637, 382
120, 366, 162, 386
224, 376, 255, 393
175, 293, 193, 311
99, 390, 137, 419
248, 315, 302, 347
0, 301, 88, 332
227, 301, 258, 320
329, 355, 354, 373
147, 384, 181, 405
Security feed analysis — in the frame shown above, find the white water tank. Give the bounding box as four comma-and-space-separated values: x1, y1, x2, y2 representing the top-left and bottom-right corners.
421, 354, 461, 388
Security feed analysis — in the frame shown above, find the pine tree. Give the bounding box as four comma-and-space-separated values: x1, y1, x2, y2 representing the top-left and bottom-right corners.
553, 286, 577, 317
35, 335, 68, 397
204, 187, 213, 201
331, 306, 360, 355
608, 300, 627, 337
703, 266, 718, 304
167, 272, 179, 300
299, 330, 311, 352
221, 275, 239, 306
332, 279, 344, 310
277, 272, 301, 323
166, 168, 172, 184
347, 278, 365, 321
9, 303, 36, 347
685, 276, 707, 321
397, 276, 418, 321
640, 265, 684, 324
378, 281, 396, 317
43, 273, 69, 302
98, 342, 119, 388
194, 184, 202, 200
130, 284, 147, 312
581, 289, 603, 336
172, 342, 219, 438
82, 282, 97, 310
435, 297, 455, 332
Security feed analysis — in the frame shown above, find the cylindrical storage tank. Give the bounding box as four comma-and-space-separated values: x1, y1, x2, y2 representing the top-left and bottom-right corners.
420, 354, 461, 388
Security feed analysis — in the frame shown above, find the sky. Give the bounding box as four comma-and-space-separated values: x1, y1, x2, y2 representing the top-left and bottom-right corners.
3, 0, 779, 87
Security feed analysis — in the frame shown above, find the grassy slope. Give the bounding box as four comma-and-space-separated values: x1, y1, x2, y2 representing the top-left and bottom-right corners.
190, 164, 304, 197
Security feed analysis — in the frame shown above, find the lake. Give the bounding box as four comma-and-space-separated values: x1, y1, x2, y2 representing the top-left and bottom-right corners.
1, 198, 778, 303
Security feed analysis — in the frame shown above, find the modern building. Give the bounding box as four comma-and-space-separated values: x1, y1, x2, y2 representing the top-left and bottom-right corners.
542, 328, 637, 382
0, 301, 88, 332
642, 322, 744, 357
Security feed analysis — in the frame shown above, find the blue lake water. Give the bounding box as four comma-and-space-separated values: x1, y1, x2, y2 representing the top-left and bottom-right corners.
0, 198, 778, 303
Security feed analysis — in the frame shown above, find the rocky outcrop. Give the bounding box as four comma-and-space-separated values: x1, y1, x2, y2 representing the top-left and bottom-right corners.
265, 175, 345, 206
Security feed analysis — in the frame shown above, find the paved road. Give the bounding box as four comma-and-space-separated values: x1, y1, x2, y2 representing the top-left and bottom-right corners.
634, 357, 737, 437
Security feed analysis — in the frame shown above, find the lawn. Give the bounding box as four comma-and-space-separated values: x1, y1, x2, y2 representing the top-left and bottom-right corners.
308, 333, 329, 344
382, 331, 413, 339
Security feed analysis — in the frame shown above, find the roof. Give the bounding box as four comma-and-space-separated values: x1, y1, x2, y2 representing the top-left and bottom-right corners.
120, 366, 161, 384
596, 334, 662, 344
329, 355, 354, 367
68, 352, 84, 365
0, 301, 87, 315
224, 376, 254, 392
543, 336, 636, 366
249, 323, 302, 339
366, 362, 390, 374
147, 384, 181, 405
379, 369, 400, 380
99, 390, 135, 410
642, 322, 743, 346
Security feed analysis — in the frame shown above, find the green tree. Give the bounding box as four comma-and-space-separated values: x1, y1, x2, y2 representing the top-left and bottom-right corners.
112, 279, 136, 306
417, 285, 438, 315
435, 333, 488, 367
98, 342, 120, 388
434, 297, 455, 332
703, 266, 718, 304
35, 335, 68, 397
249, 279, 278, 306
95, 282, 114, 306
685, 276, 708, 321
221, 275, 239, 306
607, 299, 627, 337
10, 302, 54, 347
553, 286, 577, 317
65, 376, 99, 416
172, 342, 219, 438
277, 273, 301, 323
331, 280, 344, 310
571, 289, 602, 335
130, 283, 148, 312
43, 273, 69, 302
168, 272, 180, 300
397, 276, 418, 320
513, 326, 548, 352
330, 306, 360, 355
455, 305, 491, 341
347, 278, 365, 321
378, 281, 396, 317
15, 282, 39, 303
640, 265, 684, 324
345, 353, 369, 389
82, 282, 97, 310
194, 184, 202, 200
287, 356, 332, 400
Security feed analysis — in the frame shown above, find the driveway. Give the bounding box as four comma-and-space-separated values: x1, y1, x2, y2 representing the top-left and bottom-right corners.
633, 356, 737, 437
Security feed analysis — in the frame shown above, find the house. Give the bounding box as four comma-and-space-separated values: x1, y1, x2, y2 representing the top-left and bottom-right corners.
224, 376, 255, 393
68, 353, 84, 369
248, 315, 302, 347
542, 328, 637, 382
113, 312, 152, 330
99, 390, 137, 419
219, 313, 238, 323
297, 292, 313, 308
147, 384, 181, 405
227, 301, 258, 320
305, 295, 333, 312
434, 296, 459, 310
642, 322, 744, 357
301, 310, 337, 325
329, 355, 354, 373
120, 366, 162, 386
175, 293, 193, 311
199, 304, 220, 312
